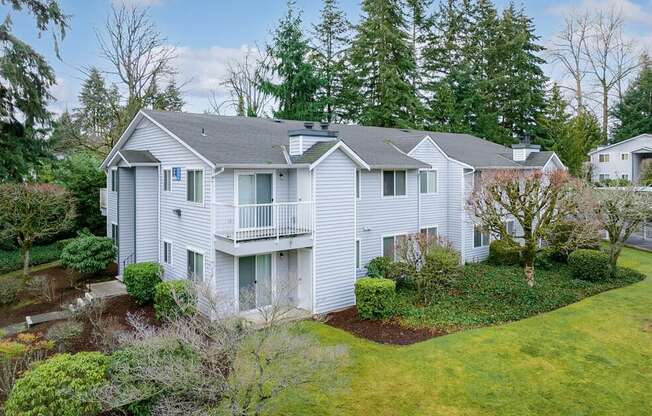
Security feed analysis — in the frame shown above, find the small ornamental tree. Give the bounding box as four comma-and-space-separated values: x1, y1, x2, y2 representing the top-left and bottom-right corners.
468, 169, 583, 287
0, 183, 76, 275
595, 187, 652, 272
60, 233, 117, 275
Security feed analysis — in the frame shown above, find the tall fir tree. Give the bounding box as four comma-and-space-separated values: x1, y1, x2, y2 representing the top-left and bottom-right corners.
263, 1, 324, 121
311, 0, 350, 122
152, 79, 185, 111
75, 68, 121, 153
536, 83, 570, 151
611, 55, 652, 143
345, 0, 423, 128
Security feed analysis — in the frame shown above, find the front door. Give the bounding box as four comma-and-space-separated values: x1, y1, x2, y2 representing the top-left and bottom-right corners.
238, 173, 273, 229
238, 254, 272, 311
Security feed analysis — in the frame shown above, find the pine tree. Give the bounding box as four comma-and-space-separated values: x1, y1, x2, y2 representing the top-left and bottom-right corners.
311, 0, 350, 122
345, 0, 423, 128
263, 1, 324, 121
559, 111, 602, 176
152, 79, 185, 111
611, 56, 652, 142
536, 83, 570, 151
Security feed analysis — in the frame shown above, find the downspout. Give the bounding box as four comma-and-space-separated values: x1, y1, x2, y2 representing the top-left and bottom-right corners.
461, 167, 476, 264
417, 169, 421, 232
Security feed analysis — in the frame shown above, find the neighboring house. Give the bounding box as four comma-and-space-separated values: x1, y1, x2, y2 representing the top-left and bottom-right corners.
100, 110, 565, 316
588, 134, 652, 183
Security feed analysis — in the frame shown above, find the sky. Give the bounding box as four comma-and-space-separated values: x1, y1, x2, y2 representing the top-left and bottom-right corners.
7, 0, 652, 115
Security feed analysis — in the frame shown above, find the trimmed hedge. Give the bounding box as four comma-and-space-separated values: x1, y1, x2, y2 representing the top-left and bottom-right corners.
488, 240, 521, 266
568, 249, 610, 281
0, 243, 62, 275
123, 262, 163, 305
154, 280, 196, 321
4, 352, 108, 416
60, 234, 116, 274
355, 277, 396, 320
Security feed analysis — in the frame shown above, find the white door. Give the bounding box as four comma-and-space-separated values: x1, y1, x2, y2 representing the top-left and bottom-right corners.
296, 248, 313, 311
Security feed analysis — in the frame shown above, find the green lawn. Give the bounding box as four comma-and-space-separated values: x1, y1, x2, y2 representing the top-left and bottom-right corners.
277, 247, 652, 416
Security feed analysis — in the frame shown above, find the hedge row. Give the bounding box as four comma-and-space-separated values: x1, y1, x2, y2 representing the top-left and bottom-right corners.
0, 243, 64, 275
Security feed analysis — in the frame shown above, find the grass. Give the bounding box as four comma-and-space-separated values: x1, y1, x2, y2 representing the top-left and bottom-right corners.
274, 247, 652, 415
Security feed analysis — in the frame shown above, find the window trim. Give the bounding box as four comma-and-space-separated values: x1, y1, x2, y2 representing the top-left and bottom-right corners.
504, 220, 516, 237
381, 170, 408, 198
356, 239, 361, 269
473, 225, 490, 248
110, 168, 118, 192
420, 225, 439, 240
621, 174, 629, 180
419, 169, 438, 194
163, 169, 172, 192
381, 233, 408, 260
186, 247, 205, 282
111, 223, 119, 248
163, 240, 173, 265
356, 170, 361, 200
599, 154, 610, 163
186, 167, 205, 206
598, 173, 610, 181
621, 153, 629, 161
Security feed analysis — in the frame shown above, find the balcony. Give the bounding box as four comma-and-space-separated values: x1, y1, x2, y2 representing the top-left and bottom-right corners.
100, 188, 107, 216
214, 201, 314, 255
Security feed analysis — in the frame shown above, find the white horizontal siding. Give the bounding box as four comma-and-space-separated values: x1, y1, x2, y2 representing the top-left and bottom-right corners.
135, 166, 158, 263
117, 168, 135, 274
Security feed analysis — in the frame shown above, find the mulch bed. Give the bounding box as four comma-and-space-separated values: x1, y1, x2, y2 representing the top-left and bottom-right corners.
325, 306, 445, 345
0, 263, 117, 327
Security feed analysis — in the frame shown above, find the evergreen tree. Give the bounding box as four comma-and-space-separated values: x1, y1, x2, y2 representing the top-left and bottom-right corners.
263, 1, 324, 121
152, 79, 185, 111
311, 0, 350, 122
611, 56, 652, 142
558, 111, 602, 176
536, 83, 570, 151
345, 0, 423, 128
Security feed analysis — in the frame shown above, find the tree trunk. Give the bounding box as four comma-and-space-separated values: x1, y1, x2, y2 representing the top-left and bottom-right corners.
524, 263, 535, 288
21, 246, 30, 276
602, 85, 609, 144
608, 242, 622, 276
522, 242, 536, 287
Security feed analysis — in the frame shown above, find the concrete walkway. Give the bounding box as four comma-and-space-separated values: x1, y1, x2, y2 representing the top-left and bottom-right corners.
88, 280, 127, 299
625, 231, 652, 252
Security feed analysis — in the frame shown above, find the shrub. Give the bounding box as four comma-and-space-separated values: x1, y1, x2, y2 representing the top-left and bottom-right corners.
46, 320, 84, 352
366, 256, 393, 278
56, 237, 77, 251
568, 249, 610, 281
355, 278, 396, 320
123, 262, 163, 305
0, 276, 23, 306
154, 280, 196, 321
0, 334, 53, 405
26, 275, 56, 302
422, 244, 461, 280
4, 352, 108, 416
0, 243, 62, 274
488, 240, 521, 266
545, 220, 601, 262
60, 233, 116, 275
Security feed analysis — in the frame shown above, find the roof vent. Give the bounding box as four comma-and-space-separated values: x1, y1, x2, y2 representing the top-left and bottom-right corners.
320, 122, 329, 130
201, 128, 206, 136
304, 122, 314, 130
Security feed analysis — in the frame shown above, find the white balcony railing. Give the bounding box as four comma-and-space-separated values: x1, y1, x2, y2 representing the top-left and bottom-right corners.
215, 201, 313, 243
100, 188, 108, 210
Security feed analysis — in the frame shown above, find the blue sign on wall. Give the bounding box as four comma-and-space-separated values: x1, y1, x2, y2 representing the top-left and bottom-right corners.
172, 167, 181, 181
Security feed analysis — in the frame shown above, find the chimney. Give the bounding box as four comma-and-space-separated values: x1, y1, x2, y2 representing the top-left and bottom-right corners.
288, 123, 338, 156
511, 135, 540, 162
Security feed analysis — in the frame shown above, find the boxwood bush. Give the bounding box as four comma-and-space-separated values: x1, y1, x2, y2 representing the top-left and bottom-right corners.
567, 249, 610, 281
154, 280, 196, 321
4, 352, 108, 416
355, 277, 396, 320
123, 262, 163, 305
60, 234, 116, 275
488, 240, 521, 266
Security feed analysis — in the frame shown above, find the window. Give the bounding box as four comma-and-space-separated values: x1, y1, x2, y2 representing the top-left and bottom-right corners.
187, 249, 204, 281
163, 169, 171, 191
622, 174, 629, 180
111, 223, 119, 247
356, 170, 361, 199
419, 170, 437, 194
383, 170, 406, 197
473, 225, 490, 248
599, 173, 610, 181
383, 234, 406, 260
621, 153, 629, 161
163, 241, 172, 264
110, 169, 118, 192
420, 227, 438, 239
504, 220, 516, 237
599, 154, 610, 163
186, 169, 204, 203
356, 240, 361, 269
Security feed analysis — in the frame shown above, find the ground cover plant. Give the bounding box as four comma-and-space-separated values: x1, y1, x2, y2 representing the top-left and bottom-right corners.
0, 243, 63, 275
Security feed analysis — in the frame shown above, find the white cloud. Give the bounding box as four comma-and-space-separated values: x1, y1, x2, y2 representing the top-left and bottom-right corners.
548, 0, 652, 25
49, 77, 78, 115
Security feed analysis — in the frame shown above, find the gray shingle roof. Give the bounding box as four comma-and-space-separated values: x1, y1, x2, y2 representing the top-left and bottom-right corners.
141, 110, 548, 170
290, 140, 339, 164
120, 149, 159, 164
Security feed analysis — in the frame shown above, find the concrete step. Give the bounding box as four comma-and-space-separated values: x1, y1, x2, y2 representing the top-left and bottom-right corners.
26, 310, 71, 328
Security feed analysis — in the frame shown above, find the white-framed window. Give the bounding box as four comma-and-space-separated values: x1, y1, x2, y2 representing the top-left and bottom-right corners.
420, 226, 438, 239
111, 223, 119, 247
621, 153, 629, 161
419, 170, 437, 194
382, 234, 407, 260
622, 174, 629, 180
382, 170, 407, 197
163, 241, 172, 265
163, 169, 171, 191
599, 173, 610, 181
356, 170, 361, 199
473, 225, 490, 248
187, 249, 204, 282
110, 169, 118, 192
599, 154, 610, 163
504, 220, 516, 237
356, 239, 361, 269
186, 169, 204, 203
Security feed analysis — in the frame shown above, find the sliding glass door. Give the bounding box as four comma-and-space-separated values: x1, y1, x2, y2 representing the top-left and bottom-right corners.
237, 173, 273, 229
238, 254, 272, 311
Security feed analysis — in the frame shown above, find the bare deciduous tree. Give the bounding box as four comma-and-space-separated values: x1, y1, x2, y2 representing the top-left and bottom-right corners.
210, 48, 273, 117
97, 5, 177, 102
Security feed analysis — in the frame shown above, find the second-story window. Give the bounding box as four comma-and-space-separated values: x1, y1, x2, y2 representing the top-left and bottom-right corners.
383, 170, 406, 197
111, 169, 118, 192
163, 169, 171, 191
599, 154, 609, 163
356, 170, 361, 199
621, 153, 629, 161
419, 170, 437, 194
187, 169, 204, 203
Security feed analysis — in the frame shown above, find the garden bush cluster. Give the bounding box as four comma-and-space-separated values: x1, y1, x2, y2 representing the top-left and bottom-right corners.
489, 240, 521, 265
568, 249, 611, 281
154, 280, 196, 321
123, 262, 163, 305
60, 233, 116, 275
355, 278, 396, 319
